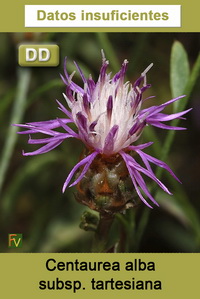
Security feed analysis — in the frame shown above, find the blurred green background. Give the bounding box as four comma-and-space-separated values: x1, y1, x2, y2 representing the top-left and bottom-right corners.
0, 32, 200, 253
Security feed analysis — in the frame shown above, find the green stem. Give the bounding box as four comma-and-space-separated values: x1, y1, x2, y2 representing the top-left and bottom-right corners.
92, 212, 114, 253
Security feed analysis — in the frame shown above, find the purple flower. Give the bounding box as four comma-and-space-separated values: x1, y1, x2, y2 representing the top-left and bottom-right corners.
15, 51, 191, 208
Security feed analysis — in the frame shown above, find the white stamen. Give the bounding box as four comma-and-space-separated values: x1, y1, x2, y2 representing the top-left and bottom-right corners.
63, 93, 73, 109
101, 49, 110, 66
141, 63, 153, 87
141, 63, 153, 77
101, 49, 106, 62
68, 71, 76, 83
136, 86, 142, 94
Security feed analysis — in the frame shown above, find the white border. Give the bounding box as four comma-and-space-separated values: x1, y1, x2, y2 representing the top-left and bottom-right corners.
25, 5, 181, 28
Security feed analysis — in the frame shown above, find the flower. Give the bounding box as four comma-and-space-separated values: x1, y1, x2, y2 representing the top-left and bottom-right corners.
15, 51, 191, 209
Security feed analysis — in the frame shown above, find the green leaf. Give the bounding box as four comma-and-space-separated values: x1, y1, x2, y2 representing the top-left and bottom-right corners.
135, 46, 200, 251
158, 50, 200, 169
170, 41, 190, 111
0, 68, 31, 195
156, 191, 200, 242
1, 152, 60, 221
0, 88, 15, 119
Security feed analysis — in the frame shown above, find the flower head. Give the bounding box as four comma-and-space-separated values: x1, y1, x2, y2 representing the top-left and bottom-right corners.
15, 51, 191, 209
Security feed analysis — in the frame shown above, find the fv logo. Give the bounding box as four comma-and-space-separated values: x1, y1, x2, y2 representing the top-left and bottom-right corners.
8, 234, 23, 248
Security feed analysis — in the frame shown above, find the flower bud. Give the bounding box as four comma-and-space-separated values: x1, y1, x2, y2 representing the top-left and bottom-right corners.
75, 152, 138, 214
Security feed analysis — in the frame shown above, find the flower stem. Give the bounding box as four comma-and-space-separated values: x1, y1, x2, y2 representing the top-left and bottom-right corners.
92, 212, 114, 253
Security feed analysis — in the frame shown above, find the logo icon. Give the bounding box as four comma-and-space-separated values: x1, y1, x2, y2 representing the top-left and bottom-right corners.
8, 234, 23, 248
18, 44, 59, 67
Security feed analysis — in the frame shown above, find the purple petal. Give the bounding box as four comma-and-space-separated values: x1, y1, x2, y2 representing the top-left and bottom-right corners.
130, 172, 154, 208
119, 60, 128, 82
69, 152, 99, 188
129, 119, 146, 136
147, 120, 186, 130
83, 93, 91, 115
56, 118, 79, 138
148, 108, 192, 122
142, 95, 186, 117
60, 73, 83, 94
89, 120, 98, 131
127, 142, 153, 151
66, 86, 74, 103
136, 150, 181, 183
15, 124, 59, 136
134, 170, 159, 206
61, 57, 84, 94
120, 151, 153, 208
135, 148, 153, 173
133, 76, 144, 89
56, 99, 72, 119
74, 61, 87, 83
112, 71, 121, 83
143, 95, 156, 102
128, 158, 171, 195
122, 152, 171, 195
76, 112, 88, 132
153, 95, 186, 112
87, 77, 96, 98
107, 95, 113, 120
23, 140, 63, 156
28, 133, 72, 144
75, 112, 89, 142
140, 84, 151, 93
134, 92, 142, 107
62, 151, 99, 192
99, 59, 109, 83
103, 125, 118, 154
112, 60, 128, 90
148, 112, 183, 121
26, 118, 72, 129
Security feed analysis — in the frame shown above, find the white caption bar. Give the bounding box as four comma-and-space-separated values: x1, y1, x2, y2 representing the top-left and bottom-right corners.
25, 5, 181, 28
